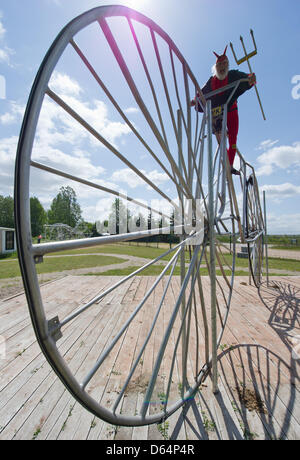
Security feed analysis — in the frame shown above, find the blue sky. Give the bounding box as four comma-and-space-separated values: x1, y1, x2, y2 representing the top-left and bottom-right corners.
0, 0, 299, 234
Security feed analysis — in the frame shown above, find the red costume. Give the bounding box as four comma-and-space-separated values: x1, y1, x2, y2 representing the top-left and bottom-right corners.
195, 47, 253, 168
210, 72, 239, 166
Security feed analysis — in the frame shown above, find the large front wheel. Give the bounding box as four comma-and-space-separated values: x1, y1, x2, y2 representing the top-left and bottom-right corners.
14, 5, 236, 426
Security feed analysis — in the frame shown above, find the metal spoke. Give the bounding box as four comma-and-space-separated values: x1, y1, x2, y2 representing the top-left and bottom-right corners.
46, 88, 176, 208
98, 17, 192, 199
140, 241, 201, 417
70, 38, 185, 197
13, 4, 266, 428
30, 160, 167, 220
112, 247, 181, 414
57, 237, 187, 330
81, 245, 184, 390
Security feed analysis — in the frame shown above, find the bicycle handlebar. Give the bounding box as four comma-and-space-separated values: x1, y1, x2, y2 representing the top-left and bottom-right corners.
196, 78, 249, 110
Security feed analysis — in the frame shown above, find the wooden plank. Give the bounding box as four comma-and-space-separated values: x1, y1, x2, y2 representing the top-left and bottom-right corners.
0, 293, 109, 415
194, 276, 276, 440
114, 278, 151, 440
164, 276, 191, 441
0, 294, 118, 439
55, 282, 135, 440
218, 278, 300, 439
0, 275, 299, 439
0, 277, 117, 394
230, 278, 300, 400
0, 276, 132, 439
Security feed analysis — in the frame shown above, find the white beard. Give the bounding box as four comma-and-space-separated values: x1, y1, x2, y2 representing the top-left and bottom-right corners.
215, 68, 228, 80
212, 64, 229, 80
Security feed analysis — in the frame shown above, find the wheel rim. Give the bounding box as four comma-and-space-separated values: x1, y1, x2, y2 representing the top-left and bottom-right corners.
14, 5, 236, 426
245, 174, 264, 287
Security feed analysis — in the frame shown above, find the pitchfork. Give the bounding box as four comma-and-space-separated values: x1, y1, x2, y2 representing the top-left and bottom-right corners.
230, 29, 266, 120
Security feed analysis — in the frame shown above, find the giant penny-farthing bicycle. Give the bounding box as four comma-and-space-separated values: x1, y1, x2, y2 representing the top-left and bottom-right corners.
14, 5, 264, 426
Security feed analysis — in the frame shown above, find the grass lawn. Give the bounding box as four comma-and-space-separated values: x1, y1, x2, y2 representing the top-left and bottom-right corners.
48, 245, 300, 272
83, 266, 287, 277
0, 254, 126, 279
222, 254, 300, 272
0, 242, 299, 280
50, 243, 179, 261
270, 245, 300, 251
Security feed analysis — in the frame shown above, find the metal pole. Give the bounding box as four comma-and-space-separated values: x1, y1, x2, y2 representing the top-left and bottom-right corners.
177, 109, 187, 395
263, 191, 269, 286
207, 100, 218, 394
239, 36, 266, 121
245, 165, 251, 286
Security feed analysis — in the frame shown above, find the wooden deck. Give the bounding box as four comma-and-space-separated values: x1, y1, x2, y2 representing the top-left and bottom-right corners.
0, 275, 299, 440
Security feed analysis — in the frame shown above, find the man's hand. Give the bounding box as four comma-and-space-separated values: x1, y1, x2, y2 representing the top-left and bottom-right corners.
248, 73, 256, 86
191, 91, 200, 107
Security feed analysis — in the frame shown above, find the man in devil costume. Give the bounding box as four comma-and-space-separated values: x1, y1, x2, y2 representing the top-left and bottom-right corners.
192, 46, 256, 175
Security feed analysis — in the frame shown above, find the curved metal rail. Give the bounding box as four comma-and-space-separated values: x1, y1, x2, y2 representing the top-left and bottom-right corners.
14, 5, 263, 426
198, 79, 266, 287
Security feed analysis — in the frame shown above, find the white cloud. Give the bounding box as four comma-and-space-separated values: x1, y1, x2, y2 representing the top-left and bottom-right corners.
0, 135, 19, 195
50, 72, 82, 98
0, 71, 133, 201
0, 47, 13, 64
40, 83, 131, 149
256, 139, 279, 151
149, 198, 174, 216
0, 111, 15, 125
31, 77, 135, 209
0, 101, 25, 125
0, 18, 6, 40
124, 107, 140, 114
267, 213, 300, 234
0, 14, 15, 66
32, 144, 105, 180
111, 168, 169, 189
261, 183, 300, 201
29, 166, 122, 214
0, 71, 171, 225
256, 141, 300, 176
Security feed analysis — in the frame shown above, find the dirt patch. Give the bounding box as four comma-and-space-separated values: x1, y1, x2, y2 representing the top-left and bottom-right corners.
0, 252, 158, 301
125, 374, 150, 393
0, 279, 25, 300
235, 386, 267, 414
0, 273, 65, 300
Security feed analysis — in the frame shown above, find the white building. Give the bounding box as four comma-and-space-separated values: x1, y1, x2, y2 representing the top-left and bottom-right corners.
0, 227, 16, 255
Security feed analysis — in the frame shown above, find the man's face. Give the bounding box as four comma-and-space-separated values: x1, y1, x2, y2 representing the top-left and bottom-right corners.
216, 58, 229, 80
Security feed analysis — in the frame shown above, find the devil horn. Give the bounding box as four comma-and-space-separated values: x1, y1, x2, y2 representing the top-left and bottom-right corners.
213, 51, 220, 58
223, 45, 228, 55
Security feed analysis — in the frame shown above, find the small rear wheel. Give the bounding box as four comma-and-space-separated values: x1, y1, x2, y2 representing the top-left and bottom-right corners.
245, 174, 264, 288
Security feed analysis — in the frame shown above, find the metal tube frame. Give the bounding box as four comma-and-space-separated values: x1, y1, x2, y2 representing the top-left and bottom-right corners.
14, 5, 265, 427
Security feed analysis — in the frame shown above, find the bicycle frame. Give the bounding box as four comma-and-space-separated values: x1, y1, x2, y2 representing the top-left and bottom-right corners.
196, 78, 265, 244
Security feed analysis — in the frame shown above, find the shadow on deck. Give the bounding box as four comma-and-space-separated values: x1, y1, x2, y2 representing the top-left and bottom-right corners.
0, 276, 299, 440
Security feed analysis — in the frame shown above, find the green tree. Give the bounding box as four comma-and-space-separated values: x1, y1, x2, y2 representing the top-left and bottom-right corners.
0, 195, 14, 228
30, 196, 47, 237
48, 186, 82, 227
